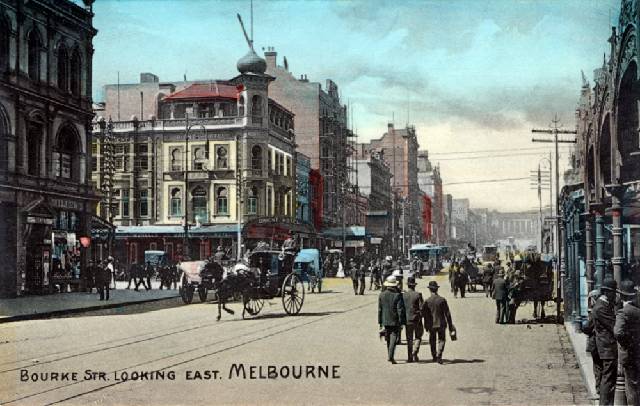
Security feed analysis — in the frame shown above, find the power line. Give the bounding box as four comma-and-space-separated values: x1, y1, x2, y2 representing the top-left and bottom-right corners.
429, 146, 572, 156
443, 177, 529, 186
435, 152, 568, 161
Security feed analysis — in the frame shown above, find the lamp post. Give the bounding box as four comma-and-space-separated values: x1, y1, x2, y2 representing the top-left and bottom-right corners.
183, 117, 207, 260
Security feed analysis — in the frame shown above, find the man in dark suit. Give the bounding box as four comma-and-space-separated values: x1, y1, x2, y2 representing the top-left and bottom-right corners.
403, 277, 424, 362
492, 271, 509, 324
614, 279, 640, 406
583, 289, 602, 396
95, 260, 110, 301
378, 275, 406, 364
423, 281, 456, 364
593, 278, 618, 405
349, 258, 359, 295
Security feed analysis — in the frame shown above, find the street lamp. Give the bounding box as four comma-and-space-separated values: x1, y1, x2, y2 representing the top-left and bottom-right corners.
183, 117, 207, 260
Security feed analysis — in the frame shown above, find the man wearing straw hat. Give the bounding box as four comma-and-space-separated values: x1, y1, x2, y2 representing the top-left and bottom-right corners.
593, 278, 619, 406
614, 279, 640, 405
423, 280, 456, 364
378, 275, 406, 364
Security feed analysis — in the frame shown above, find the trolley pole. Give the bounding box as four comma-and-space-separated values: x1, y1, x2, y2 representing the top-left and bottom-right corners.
531, 114, 576, 324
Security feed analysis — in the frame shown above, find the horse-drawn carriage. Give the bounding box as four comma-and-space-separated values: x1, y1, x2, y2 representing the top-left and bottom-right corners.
508, 251, 554, 321
177, 244, 307, 319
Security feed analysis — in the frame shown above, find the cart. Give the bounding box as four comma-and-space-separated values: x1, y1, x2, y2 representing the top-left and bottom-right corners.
294, 248, 323, 293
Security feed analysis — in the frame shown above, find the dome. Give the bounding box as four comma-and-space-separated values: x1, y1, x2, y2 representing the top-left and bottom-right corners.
237, 49, 267, 74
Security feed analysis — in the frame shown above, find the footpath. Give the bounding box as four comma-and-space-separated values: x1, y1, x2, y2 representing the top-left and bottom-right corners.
565, 321, 599, 403
0, 281, 179, 323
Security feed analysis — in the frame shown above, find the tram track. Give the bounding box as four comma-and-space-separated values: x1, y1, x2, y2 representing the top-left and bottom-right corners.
1, 291, 377, 405
0, 289, 345, 372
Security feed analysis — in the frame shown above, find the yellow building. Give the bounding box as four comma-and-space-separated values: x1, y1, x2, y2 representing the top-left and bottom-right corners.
91, 51, 296, 263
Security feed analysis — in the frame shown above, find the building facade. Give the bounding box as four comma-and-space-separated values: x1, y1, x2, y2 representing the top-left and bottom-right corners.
0, 0, 97, 297
417, 150, 445, 244
264, 48, 349, 230
92, 51, 297, 264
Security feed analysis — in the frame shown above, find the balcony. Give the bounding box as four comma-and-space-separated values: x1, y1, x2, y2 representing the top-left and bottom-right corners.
92, 116, 245, 133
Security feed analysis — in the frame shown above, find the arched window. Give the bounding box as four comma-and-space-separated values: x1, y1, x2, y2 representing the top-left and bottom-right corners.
70, 48, 81, 96
0, 15, 9, 73
57, 44, 68, 91
216, 145, 228, 169
251, 145, 262, 172
238, 95, 245, 116
193, 146, 206, 170
251, 95, 262, 116
0, 103, 9, 170
247, 187, 258, 215
216, 187, 228, 215
170, 148, 182, 171
27, 29, 42, 81
54, 125, 79, 180
192, 186, 208, 223
170, 188, 182, 217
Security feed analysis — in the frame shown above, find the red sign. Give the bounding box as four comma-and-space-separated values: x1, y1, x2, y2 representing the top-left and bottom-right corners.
79, 236, 91, 248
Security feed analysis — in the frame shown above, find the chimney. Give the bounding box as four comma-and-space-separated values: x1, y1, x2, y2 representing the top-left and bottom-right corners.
264, 46, 277, 69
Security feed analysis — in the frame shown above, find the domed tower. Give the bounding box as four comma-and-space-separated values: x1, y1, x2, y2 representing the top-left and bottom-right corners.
231, 13, 273, 130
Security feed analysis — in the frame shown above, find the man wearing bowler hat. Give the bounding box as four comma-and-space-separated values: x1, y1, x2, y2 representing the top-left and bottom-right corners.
593, 278, 619, 405
403, 277, 424, 362
614, 279, 640, 405
378, 275, 406, 364
423, 280, 456, 364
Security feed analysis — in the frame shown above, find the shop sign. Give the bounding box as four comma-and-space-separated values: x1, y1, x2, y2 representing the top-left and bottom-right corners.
334, 240, 365, 248
188, 172, 208, 180
27, 215, 54, 225
370, 237, 382, 244
49, 198, 82, 211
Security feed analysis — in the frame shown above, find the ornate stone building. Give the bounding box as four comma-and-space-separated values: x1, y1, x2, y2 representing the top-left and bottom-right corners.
92, 51, 297, 263
0, 0, 97, 297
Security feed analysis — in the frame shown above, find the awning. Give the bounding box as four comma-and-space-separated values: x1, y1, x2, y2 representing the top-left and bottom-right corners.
322, 226, 365, 239
115, 224, 238, 238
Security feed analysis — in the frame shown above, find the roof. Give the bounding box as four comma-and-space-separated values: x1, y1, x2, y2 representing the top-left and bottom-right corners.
162, 83, 238, 101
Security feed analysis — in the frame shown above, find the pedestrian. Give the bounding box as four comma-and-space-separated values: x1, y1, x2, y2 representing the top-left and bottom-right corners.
403, 277, 424, 362
144, 261, 153, 290
392, 269, 404, 292
349, 258, 359, 295
423, 281, 456, 364
381, 255, 393, 286
456, 267, 469, 298
95, 260, 110, 301
483, 263, 495, 297
449, 261, 457, 293
614, 279, 640, 406
378, 275, 406, 364
358, 263, 366, 295
106, 256, 115, 290
126, 263, 136, 289
583, 289, 602, 397
369, 260, 380, 290
492, 270, 509, 324
593, 278, 619, 406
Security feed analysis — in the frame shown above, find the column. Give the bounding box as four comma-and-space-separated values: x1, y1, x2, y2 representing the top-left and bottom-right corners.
584, 211, 594, 293
594, 205, 605, 288
608, 185, 627, 285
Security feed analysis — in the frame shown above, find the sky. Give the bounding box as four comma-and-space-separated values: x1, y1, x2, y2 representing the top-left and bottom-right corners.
90, 0, 620, 212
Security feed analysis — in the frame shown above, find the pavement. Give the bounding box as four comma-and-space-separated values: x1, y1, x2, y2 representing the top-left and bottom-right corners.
0, 281, 179, 323
564, 321, 599, 402
0, 271, 592, 405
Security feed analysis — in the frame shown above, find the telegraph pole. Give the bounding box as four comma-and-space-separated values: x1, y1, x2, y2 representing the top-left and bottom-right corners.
531, 114, 576, 323
530, 164, 550, 252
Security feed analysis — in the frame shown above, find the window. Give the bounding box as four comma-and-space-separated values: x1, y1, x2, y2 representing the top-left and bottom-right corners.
286, 156, 291, 177
267, 149, 273, 173
0, 16, 9, 72
170, 188, 182, 217
55, 127, 78, 179
238, 96, 245, 116
267, 187, 272, 216
135, 144, 148, 171
27, 125, 42, 176
193, 146, 206, 170
139, 189, 149, 217
247, 187, 258, 215
216, 146, 228, 169
122, 189, 130, 217
192, 186, 207, 222
251, 145, 262, 172
70, 49, 82, 95
170, 148, 182, 171
57, 44, 68, 91
216, 187, 228, 215
277, 153, 284, 175
27, 29, 41, 81
251, 95, 262, 116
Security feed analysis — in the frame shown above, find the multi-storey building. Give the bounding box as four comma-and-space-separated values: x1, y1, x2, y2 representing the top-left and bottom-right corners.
358, 123, 420, 255
92, 50, 297, 264
417, 150, 445, 244
264, 47, 349, 230
0, 0, 97, 297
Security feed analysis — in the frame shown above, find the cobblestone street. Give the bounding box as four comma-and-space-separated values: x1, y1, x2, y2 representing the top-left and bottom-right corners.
0, 274, 590, 405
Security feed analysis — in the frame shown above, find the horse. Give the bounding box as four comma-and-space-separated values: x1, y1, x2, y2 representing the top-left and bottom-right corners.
202, 260, 254, 321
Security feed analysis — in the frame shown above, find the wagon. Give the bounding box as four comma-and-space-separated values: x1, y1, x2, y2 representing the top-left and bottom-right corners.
178, 260, 210, 304
294, 248, 323, 293
241, 247, 305, 318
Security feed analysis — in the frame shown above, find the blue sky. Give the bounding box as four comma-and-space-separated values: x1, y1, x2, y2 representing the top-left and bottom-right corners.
92, 0, 620, 211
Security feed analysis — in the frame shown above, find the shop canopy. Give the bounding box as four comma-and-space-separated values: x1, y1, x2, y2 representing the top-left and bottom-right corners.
115, 224, 239, 238
322, 226, 366, 239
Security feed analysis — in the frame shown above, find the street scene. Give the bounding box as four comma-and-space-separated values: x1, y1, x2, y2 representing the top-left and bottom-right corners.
1, 0, 640, 404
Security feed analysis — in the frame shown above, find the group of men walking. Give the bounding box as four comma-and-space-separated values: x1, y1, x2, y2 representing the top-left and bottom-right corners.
584, 278, 640, 405
378, 275, 456, 364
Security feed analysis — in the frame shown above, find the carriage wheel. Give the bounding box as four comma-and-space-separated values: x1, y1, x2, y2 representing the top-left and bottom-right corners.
282, 273, 305, 315
242, 294, 264, 318
198, 286, 208, 302
179, 275, 194, 304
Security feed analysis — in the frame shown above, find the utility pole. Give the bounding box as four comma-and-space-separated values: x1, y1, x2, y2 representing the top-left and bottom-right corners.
530, 164, 550, 252
531, 114, 577, 324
